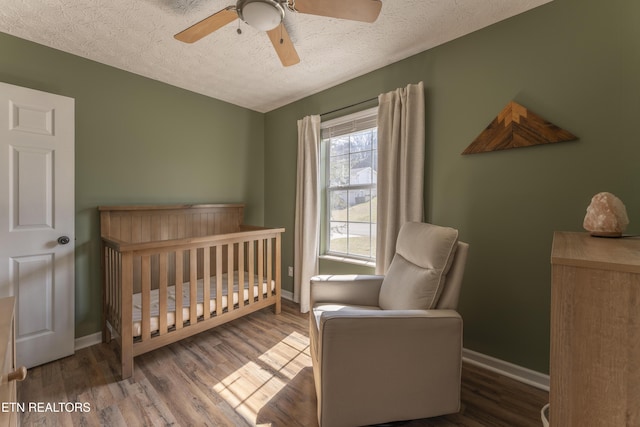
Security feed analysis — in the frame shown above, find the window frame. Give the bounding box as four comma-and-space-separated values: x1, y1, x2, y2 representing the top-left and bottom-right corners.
320, 107, 378, 263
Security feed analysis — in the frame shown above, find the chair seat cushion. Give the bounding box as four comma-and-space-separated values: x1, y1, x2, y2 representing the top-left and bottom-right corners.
379, 222, 458, 310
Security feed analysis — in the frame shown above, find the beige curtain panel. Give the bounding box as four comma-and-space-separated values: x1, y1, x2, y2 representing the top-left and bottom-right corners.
294, 115, 321, 313
376, 82, 426, 274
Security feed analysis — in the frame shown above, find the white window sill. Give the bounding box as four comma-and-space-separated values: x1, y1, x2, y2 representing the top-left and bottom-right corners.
319, 254, 376, 268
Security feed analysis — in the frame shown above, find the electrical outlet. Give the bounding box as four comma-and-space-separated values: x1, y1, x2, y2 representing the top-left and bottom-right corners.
288, 266, 294, 277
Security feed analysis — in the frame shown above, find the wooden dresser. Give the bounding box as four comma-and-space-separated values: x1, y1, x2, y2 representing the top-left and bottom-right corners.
0, 297, 26, 427
550, 232, 640, 426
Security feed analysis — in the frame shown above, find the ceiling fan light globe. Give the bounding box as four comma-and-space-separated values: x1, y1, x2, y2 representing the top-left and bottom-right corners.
238, 0, 284, 32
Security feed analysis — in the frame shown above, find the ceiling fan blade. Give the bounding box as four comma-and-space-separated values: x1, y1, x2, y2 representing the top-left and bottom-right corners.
292, 0, 382, 23
174, 7, 238, 43
267, 24, 300, 67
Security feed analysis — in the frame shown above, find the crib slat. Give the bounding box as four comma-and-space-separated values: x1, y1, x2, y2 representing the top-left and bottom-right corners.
248, 240, 255, 304
105, 248, 112, 328
159, 252, 168, 335
141, 255, 151, 341
238, 242, 245, 309
202, 247, 211, 320
110, 249, 116, 325
102, 247, 110, 342
190, 248, 197, 325
257, 239, 264, 302
175, 251, 183, 330
267, 238, 273, 299
227, 243, 234, 312
216, 246, 223, 315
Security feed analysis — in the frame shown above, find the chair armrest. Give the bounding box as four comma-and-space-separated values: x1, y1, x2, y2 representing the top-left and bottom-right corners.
310, 275, 384, 307
318, 309, 462, 359
319, 309, 462, 334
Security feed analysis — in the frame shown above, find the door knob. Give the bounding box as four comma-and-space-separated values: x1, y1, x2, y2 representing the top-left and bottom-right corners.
8, 366, 27, 382
57, 236, 71, 245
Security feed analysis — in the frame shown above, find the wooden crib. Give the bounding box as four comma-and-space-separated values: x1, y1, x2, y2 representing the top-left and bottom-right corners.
100, 204, 283, 379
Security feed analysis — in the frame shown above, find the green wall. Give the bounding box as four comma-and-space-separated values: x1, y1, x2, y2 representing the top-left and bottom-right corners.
0, 33, 265, 338
265, 0, 640, 373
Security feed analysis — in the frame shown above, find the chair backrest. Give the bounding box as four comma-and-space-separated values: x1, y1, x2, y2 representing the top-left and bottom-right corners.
436, 241, 469, 309
378, 222, 462, 310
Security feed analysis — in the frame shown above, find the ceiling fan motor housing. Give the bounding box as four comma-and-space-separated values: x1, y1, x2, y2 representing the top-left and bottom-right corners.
236, 0, 285, 31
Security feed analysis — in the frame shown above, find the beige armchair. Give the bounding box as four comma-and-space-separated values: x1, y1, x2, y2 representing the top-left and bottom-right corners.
309, 222, 469, 427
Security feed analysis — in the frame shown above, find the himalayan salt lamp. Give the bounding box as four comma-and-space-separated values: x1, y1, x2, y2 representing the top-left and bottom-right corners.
583, 192, 629, 237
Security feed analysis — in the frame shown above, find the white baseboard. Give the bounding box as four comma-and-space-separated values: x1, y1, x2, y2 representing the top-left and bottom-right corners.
281, 289, 294, 301
74, 332, 102, 351
463, 348, 549, 391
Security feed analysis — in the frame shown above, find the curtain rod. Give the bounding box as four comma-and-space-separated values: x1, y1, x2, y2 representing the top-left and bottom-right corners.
320, 96, 378, 117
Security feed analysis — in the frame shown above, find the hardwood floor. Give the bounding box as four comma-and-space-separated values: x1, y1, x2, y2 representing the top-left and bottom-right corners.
18, 300, 548, 426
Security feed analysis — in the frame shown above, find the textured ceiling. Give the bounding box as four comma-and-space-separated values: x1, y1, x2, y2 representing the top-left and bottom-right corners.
0, 0, 552, 112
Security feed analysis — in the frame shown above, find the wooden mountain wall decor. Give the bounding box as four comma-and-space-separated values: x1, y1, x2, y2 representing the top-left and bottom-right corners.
462, 101, 577, 155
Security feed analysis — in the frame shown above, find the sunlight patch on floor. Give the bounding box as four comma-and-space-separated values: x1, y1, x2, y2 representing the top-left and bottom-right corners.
212, 331, 311, 425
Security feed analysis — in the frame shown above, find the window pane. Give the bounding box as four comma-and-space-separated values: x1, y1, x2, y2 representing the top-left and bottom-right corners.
350, 129, 373, 153
348, 222, 372, 258
371, 187, 377, 224
329, 136, 349, 156
348, 189, 371, 222
329, 221, 348, 254
370, 187, 377, 258
329, 190, 348, 221
371, 225, 377, 258
329, 154, 349, 187
350, 151, 373, 185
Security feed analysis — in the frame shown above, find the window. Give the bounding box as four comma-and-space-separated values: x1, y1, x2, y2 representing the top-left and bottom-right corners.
321, 107, 377, 261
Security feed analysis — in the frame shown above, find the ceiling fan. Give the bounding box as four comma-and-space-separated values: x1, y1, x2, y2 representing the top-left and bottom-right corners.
174, 0, 383, 67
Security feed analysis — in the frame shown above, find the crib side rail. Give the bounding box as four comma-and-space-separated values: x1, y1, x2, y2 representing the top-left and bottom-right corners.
104, 227, 284, 254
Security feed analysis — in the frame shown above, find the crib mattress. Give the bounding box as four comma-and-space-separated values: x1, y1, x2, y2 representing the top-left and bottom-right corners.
132, 271, 274, 337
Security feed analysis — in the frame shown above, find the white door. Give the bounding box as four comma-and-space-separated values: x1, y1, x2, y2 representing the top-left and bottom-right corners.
0, 82, 75, 368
